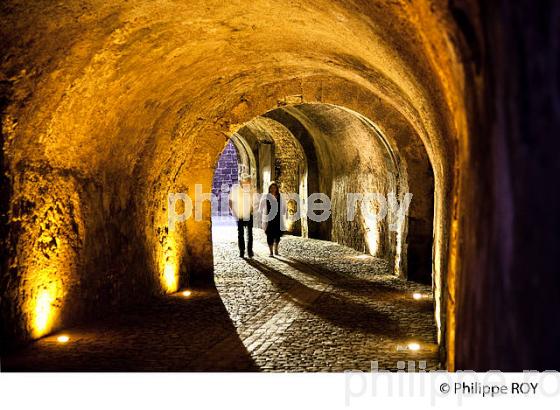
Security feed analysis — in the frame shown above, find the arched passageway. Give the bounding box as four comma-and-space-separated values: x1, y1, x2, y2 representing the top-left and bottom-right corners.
2, 0, 559, 372
199, 104, 438, 371
212, 103, 435, 284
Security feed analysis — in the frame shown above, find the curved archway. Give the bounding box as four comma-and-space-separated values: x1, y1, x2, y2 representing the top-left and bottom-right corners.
208, 100, 435, 296
1, 0, 473, 370
230, 134, 258, 184
148, 77, 452, 342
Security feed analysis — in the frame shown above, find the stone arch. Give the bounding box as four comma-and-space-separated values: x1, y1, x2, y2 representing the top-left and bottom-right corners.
0, 2, 467, 367
91, 75, 449, 352
202, 98, 435, 290
236, 116, 308, 236
230, 134, 257, 184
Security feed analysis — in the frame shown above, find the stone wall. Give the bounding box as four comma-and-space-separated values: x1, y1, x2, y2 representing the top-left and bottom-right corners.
453, 0, 560, 371
0, 165, 159, 351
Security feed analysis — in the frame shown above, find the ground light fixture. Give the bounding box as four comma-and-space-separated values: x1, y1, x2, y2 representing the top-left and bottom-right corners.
56, 335, 70, 343
355, 254, 371, 259
182, 290, 192, 297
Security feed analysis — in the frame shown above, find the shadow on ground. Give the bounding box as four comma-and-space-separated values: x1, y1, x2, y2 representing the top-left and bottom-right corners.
245, 258, 402, 336
1, 289, 258, 372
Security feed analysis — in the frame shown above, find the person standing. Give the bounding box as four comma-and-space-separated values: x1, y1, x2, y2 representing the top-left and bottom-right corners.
229, 175, 256, 258
260, 181, 286, 257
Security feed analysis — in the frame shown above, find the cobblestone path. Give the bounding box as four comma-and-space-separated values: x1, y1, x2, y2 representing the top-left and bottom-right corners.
2, 222, 439, 371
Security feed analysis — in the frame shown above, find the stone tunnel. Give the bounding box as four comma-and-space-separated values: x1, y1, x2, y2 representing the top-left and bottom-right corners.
1, 0, 559, 372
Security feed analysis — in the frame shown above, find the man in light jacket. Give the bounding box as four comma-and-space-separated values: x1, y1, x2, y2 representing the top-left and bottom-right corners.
229, 175, 257, 258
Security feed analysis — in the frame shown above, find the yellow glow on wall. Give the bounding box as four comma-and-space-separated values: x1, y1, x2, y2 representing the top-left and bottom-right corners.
163, 262, 178, 293
161, 235, 179, 293
394, 226, 403, 276
34, 290, 54, 336
446, 217, 460, 371
364, 227, 379, 256
32, 280, 61, 338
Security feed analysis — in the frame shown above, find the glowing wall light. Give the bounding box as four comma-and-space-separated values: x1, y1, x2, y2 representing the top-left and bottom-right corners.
413, 293, 423, 300
34, 288, 56, 337
364, 226, 380, 256
31, 273, 62, 339
22, 201, 76, 341
394, 227, 403, 276
161, 235, 179, 293
408, 342, 421, 351
163, 262, 178, 293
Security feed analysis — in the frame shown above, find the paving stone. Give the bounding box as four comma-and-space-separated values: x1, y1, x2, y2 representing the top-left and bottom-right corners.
1, 224, 439, 371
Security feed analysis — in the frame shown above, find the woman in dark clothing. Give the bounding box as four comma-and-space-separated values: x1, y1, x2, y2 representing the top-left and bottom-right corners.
260, 181, 285, 257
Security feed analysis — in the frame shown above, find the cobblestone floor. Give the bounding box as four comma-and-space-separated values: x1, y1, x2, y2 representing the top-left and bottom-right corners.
2, 221, 439, 372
